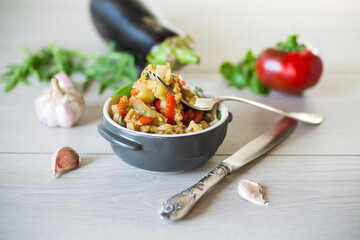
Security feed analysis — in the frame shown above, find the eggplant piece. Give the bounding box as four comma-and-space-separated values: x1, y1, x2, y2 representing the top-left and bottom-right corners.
90, 0, 199, 69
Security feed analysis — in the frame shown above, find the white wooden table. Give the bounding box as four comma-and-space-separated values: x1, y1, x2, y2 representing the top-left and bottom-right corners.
1, 0, 359, 239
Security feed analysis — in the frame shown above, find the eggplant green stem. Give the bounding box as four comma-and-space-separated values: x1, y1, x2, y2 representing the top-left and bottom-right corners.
146, 35, 199, 71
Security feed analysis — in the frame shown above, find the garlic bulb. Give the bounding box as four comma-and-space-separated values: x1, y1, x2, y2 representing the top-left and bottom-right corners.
51, 146, 80, 175
34, 72, 85, 127
237, 179, 268, 206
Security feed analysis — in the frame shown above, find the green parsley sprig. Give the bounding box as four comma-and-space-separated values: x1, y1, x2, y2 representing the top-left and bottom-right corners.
220, 50, 269, 95
1, 42, 138, 94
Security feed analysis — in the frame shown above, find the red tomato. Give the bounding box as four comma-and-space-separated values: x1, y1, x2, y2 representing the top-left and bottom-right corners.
256, 48, 323, 94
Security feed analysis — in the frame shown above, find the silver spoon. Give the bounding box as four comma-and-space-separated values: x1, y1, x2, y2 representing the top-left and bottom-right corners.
147, 71, 324, 125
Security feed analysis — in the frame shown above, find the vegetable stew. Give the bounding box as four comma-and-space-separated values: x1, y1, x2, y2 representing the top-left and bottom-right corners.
110, 64, 217, 134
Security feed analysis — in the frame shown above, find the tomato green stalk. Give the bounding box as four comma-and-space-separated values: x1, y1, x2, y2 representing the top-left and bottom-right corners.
276, 34, 306, 52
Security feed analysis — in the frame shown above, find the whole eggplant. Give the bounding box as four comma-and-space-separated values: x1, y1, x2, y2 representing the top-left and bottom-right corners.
90, 0, 199, 69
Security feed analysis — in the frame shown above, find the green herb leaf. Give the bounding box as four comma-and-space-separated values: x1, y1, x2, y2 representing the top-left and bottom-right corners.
220, 62, 233, 81
219, 50, 269, 95
249, 72, 270, 95
244, 50, 256, 64
194, 86, 203, 97
1, 42, 139, 94
216, 110, 222, 120
230, 68, 247, 89
83, 45, 137, 93
111, 82, 133, 98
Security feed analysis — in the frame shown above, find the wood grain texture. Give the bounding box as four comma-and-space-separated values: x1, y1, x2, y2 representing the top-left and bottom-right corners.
1, 154, 359, 240
0, 0, 360, 239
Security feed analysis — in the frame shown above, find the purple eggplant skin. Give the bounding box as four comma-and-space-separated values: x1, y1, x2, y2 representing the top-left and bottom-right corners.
90, 0, 179, 67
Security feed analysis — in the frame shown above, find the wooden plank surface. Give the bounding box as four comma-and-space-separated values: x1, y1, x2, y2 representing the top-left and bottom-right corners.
0, 0, 359, 239
1, 154, 359, 240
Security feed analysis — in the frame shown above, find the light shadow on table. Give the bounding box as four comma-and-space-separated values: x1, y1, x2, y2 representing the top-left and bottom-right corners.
77, 105, 103, 126
79, 156, 98, 168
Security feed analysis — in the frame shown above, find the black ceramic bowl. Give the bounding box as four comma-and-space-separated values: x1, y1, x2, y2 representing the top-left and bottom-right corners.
98, 97, 232, 172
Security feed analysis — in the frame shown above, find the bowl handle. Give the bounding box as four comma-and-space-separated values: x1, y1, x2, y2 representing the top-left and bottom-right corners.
98, 124, 142, 151
228, 111, 233, 123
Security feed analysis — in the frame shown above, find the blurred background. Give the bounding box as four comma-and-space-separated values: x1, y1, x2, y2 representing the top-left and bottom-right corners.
1, 2, 359, 239
0, 0, 359, 75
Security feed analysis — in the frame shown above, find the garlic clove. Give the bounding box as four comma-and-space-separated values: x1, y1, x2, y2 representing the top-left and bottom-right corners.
237, 179, 268, 206
51, 146, 80, 175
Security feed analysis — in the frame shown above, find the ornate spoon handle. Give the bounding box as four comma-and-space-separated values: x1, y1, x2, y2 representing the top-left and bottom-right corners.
160, 163, 232, 220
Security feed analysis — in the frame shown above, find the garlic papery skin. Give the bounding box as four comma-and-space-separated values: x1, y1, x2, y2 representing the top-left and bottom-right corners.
51, 146, 80, 175
54, 72, 74, 89
237, 179, 268, 206
34, 72, 85, 127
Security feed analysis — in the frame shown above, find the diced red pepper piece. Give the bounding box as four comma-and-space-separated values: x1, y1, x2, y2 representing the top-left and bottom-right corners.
181, 109, 186, 122
137, 117, 155, 125
192, 110, 204, 123
165, 93, 176, 125
117, 96, 129, 117
177, 73, 186, 90
183, 109, 204, 125
131, 88, 140, 97
154, 98, 162, 113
